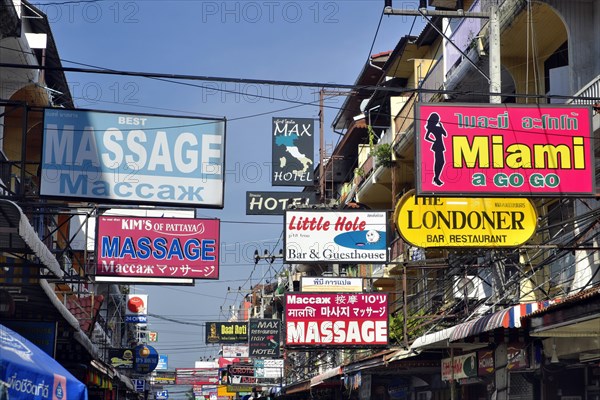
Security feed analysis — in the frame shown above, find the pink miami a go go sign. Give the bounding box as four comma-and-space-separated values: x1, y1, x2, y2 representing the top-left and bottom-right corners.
416, 103, 594, 196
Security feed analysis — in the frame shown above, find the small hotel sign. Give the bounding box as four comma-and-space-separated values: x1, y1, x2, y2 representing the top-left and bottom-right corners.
301, 277, 363, 293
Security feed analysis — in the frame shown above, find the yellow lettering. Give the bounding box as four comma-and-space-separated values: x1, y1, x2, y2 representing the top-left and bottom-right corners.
533, 144, 571, 168
573, 137, 585, 169
491, 135, 504, 168
452, 136, 489, 168
505, 144, 531, 168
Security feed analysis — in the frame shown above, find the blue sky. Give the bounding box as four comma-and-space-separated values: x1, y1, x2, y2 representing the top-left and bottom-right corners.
37, 0, 424, 369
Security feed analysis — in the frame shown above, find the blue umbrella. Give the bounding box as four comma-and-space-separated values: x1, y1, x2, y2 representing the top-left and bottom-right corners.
0, 324, 88, 400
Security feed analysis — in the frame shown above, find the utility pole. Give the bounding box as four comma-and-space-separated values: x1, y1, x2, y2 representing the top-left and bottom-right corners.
383, 0, 501, 104
253, 250, 283, 318
383, 2, 503, 400
319, 89, 325, 203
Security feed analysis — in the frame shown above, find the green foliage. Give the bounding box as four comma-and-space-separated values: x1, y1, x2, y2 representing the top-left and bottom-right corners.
354, 167, 365, 177
388, 309, 428, 345
372, 143, 394, 168
388, 314, 404, 344
368, 124, 376, 148
366, 124, 394, 168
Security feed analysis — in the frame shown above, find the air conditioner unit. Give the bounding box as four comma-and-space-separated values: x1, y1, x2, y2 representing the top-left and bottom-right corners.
453, 275, 486, 300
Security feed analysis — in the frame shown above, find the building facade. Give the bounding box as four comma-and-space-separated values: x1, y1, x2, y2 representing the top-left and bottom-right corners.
275, 0, 600, 399
0, 1, 140, 398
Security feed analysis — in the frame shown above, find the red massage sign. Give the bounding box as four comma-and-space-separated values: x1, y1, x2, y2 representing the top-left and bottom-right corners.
416, 103, 594, 196
285, 293, 388, 347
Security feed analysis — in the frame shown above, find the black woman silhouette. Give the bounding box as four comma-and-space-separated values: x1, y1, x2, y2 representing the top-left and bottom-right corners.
424, 112, 447, 186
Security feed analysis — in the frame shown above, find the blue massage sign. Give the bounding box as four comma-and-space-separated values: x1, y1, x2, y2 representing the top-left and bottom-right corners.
40, 109, 226, 208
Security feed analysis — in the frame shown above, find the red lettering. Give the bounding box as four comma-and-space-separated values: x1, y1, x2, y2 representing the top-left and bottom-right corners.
288, 215, 331, 231
334, 216, 366, 231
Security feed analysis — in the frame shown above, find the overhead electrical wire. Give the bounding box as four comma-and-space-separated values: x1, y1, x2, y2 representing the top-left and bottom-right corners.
366, 7, 385, 63
3, 19, 596, 365
58, 57, 344, 116
32, 0, 103, 5
218, 230, 284, 318
2, 62, 597, 104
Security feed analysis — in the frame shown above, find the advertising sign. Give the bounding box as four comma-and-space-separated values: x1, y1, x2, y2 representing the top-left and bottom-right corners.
222, 345, 249, 358
155, 390, 168, 400
272, 117, 314, 186
125, 294, 148, 323
133, 344, 159, 374
156, 355, 168, 371
226, 364, 257, 385
40, 109, 226, 207
394, 190, 537, 248
416, 103, 594, 196
109, 348, 134, 369
205, 322, 248, 344
441, 352, 478, 381
154, 371, 176, 385
285, 293, 388, 347
507, 342, 529, 370
96, 216, 219, 281
132, 379, 146, 392
301, 277, 363, 293
248, 319, 281, 358
246, 191, 317, 215
218, 357, 241, 369
217, 385, 237, 397
227, 364, 255, 377
478, 349, 495, 376
175, 368, 219, 385
284, 211, 388, 264
226, 385, 254, 393
254, 359, 283, 379
2, 321, 56, 357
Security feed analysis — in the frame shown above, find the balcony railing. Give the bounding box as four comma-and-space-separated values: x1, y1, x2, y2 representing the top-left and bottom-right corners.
420, 59, 445, 103
392, 94, 417, 137
444, 0, 482, 78
389, 237, 405, 262
568, 74, 600, 106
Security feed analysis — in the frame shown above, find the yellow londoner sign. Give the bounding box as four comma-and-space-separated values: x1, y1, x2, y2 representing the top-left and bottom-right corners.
395, 190, 537, 248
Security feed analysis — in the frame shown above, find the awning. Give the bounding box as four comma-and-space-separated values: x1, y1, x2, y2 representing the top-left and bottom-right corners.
342, 348, 396, 374
0, 324, 88, 400
284, 379, 311, 394
526, 288, 598, 338
0, 199, 63, 278
450, 301, 553, 342
384, 348, 420, 363
90, 359, 135, 392
310, 367, 342, 387
410, 326, 456, 350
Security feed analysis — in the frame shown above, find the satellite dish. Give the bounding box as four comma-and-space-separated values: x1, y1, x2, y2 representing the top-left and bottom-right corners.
359, 98, 371, 113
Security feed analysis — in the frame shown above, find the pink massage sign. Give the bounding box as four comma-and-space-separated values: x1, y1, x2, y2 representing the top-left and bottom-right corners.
96, 215, 220, 281
416, 103, 594, 196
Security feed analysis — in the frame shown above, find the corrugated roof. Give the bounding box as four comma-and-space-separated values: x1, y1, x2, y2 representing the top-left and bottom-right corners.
522, 285, 600, 320
332, 51, 390, 131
